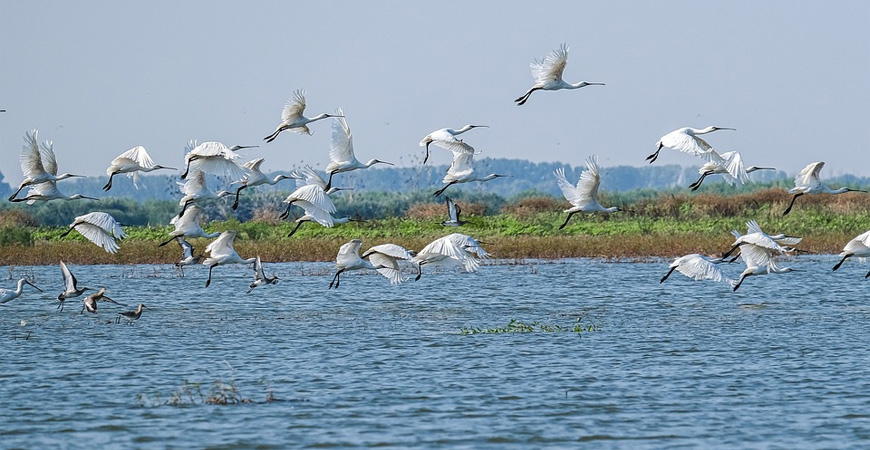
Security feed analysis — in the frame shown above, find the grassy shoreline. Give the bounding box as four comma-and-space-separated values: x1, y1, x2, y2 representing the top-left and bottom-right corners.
2, 189, 867, 265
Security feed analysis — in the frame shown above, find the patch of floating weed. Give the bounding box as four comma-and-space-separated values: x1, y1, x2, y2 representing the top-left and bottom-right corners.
460, 318, 599, 334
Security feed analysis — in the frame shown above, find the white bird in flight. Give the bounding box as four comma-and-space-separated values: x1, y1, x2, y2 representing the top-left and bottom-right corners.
782, 161, 867, 216
419, 124, 487, 164
278, 166, 348, 221
731, 239, 799, 292
659, 254, 731, 284
515, 43, 604, 106
180, 140, 256, 180
10, 179, 98, 205
433, 148, 508, 197
9, 130, 84, 201
263, 90, 341, 143
57, 261, 92, 311
103, 146, 175, 191
646, 126, 736, 164
159, 205, 220, 247
729, 220, 802, 252
202, 230, 257, 287
411, 233, 486, 281
688, 150, 775, 191
176, 170, 233, 218
323, 109, 393, 190
230, 158, 293, 210
832, 230, 870, 277
554, 156, 619, 230
248, 256, 279, 294
59, 212, 126, 254
0, 278, 43, 305
328, 239, 414, 289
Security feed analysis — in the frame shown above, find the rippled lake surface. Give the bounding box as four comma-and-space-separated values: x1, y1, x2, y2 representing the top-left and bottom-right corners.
2, 257, 870, 448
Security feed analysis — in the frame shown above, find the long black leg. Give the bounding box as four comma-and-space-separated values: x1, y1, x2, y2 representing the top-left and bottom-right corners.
232, 185, 247, 211
660, 266, 677, 283
103, 173, 115, 191
782, 193, 803, 216
287, 221, 304, 237
732, 274, 747, 292
158, 236, 177, 247
865, 270, 870, 279
279, 201, 295, 220
59, 226, 76, 238
558, 211, 577, 230
324, 172, 335, 192
832, 254, 852, 271
720, 244, 740, 259
689, 172, 710, 191
205, 264, 216, 287
8, 184, 26, 201
423, 143, 431, 165
434, 182, 456, 197
414, 262, 426, 281
646, 143, 664, 163
328, 269, 344, 289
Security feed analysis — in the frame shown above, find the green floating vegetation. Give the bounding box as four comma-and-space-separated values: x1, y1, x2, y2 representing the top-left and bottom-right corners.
460, 318, 599, 334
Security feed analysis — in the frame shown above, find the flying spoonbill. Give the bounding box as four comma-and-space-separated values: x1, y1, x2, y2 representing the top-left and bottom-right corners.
659, 254, 731, 284
103, 146, 175, 191
59, 212, 126, 254
159, 205, 220, 246
554, 156, 619, 230
688, 151, 775, 191
411, 233, 486, 281
230, 158, 293, 210
176, 170, 233, 218
323, 109, 392, 190
731, 240, 799, 291
782, 161, 867, 216
419, 124, 487, 164
646, 126, 736, 164
202, 231, 257, 287
433, 149, 508, 197
329, 239, 413, 289
515, 43, 604, 106
180, 140, 255, 180
263, 90, 341, 143
8, 130, 83, 201
832, 230, 870, 277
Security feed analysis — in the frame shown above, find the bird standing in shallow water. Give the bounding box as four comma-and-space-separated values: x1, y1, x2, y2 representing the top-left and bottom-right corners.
0, 278, 43, 305
515, 43, 604, 106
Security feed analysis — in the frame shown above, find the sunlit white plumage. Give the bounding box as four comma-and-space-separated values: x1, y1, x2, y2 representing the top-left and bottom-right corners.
782, 161, 867, 216
646, 126, 736, 164
328, 239, 413, 289
10, 179, 98, 205
0, 278, 42, 305
230, 158, 293, 210
8, 130, 83, 201
176, 170, 233, 217
659, 254, 731, 284
689, 151, 775, 191
731, 240, 798, 291
418, 124, 487, 164
323, 109, 393, 189
159, 205, 220, 246
411, 233, 486, 281
57, 261, 92, 311
515, 43, 604, 106
59, 212, 126, 254
831, 230, 870, 277
730, 220, 802, 249
202, 230, 257, 287
433, 149, 508, 197
263, 90, 339, 143
248, 256, 279, 294
279, 166, 349, 222
103, 146, 175, 191
180, 140, 255, 180
554, 156, 619, 230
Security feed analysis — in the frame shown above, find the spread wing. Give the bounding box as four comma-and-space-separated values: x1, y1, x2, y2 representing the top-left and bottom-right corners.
531, 43, 569, 83
281, 90, 306, 122
328, 109, 355, 164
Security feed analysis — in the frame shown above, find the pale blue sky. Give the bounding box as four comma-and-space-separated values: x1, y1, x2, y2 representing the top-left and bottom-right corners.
1, 1, 868, 184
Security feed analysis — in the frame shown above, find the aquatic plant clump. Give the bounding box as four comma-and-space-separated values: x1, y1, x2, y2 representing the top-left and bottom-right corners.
460, 318, 599, 334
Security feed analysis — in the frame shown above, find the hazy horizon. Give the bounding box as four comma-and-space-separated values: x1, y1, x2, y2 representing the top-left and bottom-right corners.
2, 1, 868, 185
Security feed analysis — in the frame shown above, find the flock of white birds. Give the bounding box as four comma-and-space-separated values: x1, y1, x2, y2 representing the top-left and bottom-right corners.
1, 44, 868, 317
